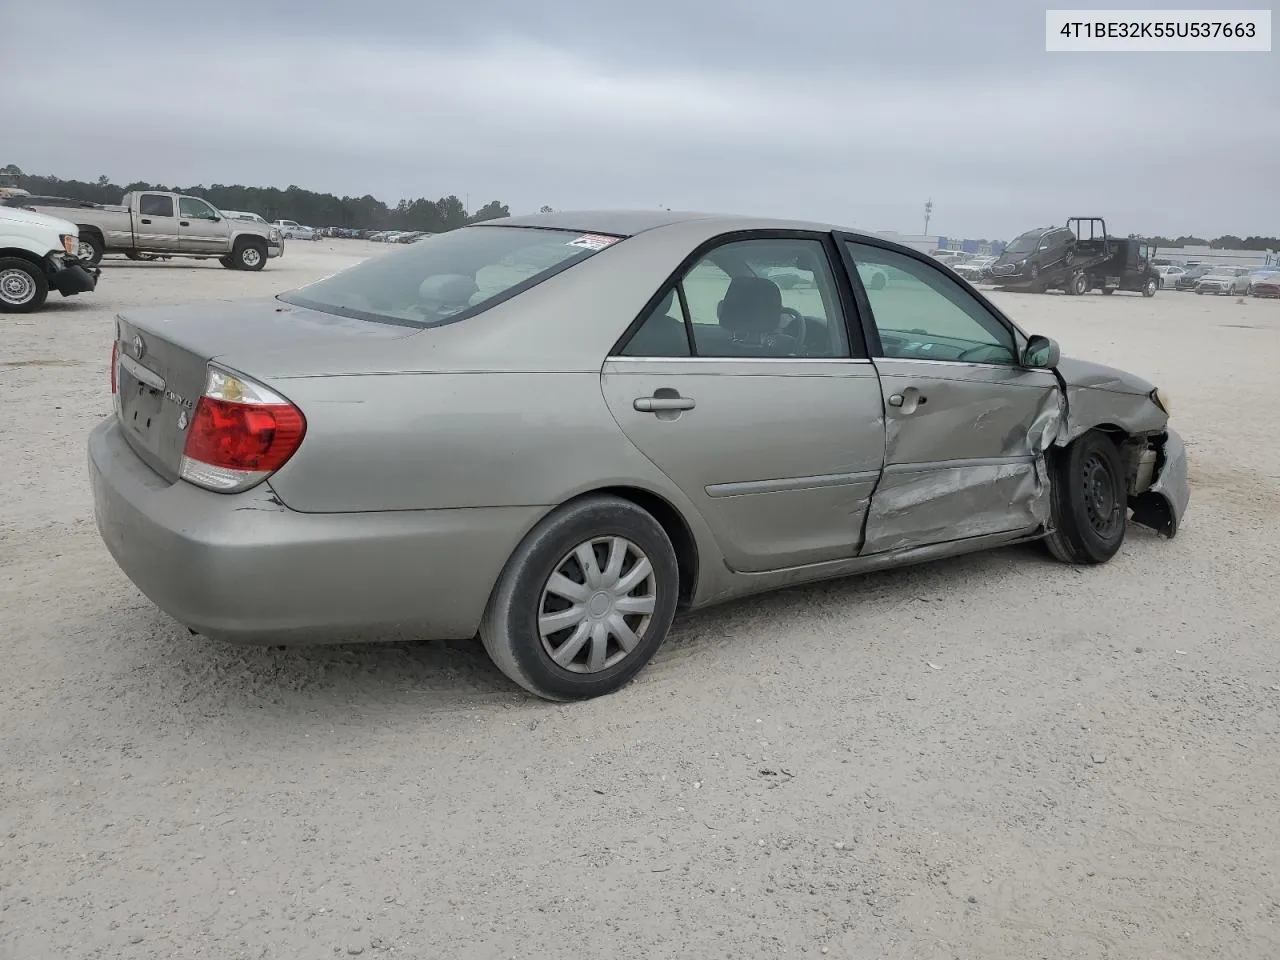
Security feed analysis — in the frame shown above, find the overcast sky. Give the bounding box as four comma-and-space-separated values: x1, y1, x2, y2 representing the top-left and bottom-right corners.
5, 0, 1276, 239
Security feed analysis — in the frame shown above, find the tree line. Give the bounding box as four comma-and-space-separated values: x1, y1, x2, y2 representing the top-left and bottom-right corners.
0, 165, 510, 232
1140, 234, 1278, 251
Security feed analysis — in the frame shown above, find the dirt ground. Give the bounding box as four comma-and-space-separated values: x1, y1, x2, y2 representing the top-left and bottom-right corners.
2, 241, 1278, 960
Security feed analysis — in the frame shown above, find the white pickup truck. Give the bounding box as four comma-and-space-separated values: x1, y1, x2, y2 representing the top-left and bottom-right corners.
11, 190, 283, 270
0, 205, 100, 313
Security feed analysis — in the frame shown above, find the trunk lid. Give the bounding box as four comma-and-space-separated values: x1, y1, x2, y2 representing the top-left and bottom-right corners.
113, 297, 421, 482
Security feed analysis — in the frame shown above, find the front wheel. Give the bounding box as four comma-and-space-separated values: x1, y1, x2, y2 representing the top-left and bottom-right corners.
230, 240, 267, 271
480, 495, 680, 701
1068, 272, 1088, 296
1043, 430, 1128, 565
0, 257, 51, 313
1143, 278, 1157, 298
76, 232, 104, 266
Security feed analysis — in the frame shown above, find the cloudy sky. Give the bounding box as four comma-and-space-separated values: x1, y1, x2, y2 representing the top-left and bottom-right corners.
5, 0, 1276, 239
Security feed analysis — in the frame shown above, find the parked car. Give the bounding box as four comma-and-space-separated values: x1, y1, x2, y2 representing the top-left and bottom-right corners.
274, 220, 318, 241
20, 192, 282, 269
1194, 266, 1251, 295
952, 256, 996, 282
1155, 265, 1186, 289
0, 205, 100, 312
89, 210, 1188, 702
222, 210, 270, 225
1247, 269, 1280, 298
1174, 266, 1212, 290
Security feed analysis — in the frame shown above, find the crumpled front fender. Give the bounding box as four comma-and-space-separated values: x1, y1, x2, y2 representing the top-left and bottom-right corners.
1130, 427, 1189, 538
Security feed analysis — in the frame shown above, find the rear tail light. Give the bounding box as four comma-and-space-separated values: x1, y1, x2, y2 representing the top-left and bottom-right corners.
179, 365, 306, 493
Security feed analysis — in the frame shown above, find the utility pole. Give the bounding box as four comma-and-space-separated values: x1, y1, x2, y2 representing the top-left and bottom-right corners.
923, 198, 933, 237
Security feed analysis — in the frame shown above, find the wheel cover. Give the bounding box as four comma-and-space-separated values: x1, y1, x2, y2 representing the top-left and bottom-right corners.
0, 267, 36, 305
537, 536, 658, 674
242, 248, 262, 266
1082, 453, 1123, 538
78, 238, 97, 260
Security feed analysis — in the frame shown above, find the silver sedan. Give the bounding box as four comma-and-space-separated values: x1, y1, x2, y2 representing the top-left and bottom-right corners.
90, 211, 1189, 701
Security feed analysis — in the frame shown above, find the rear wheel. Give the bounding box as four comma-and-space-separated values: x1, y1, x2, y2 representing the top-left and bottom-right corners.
1142, 278, 1157, 297
1044, 430, 1128, 565
0, 257, 50, 313
1067, 272, 1088, 296
480, 495, 680, 701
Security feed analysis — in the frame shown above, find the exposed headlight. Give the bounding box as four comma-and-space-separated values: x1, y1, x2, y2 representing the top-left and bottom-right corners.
60, 234, 77, 255
1152, 387, 1172, 415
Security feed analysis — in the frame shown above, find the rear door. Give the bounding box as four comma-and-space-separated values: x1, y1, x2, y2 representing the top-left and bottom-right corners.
177, 196, 230, 254
601, 233, 887, 573
839, 237, 1063, 554
132, 193, 181, 251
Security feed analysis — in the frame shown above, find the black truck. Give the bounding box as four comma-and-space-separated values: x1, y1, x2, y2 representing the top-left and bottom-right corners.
988, 217, 1157, 297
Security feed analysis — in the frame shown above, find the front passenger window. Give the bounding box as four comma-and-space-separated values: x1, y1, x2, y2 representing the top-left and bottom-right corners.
846, 242, 1017, 365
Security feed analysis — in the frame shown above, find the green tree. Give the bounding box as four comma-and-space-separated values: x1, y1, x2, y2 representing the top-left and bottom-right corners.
469, 200, 510, 223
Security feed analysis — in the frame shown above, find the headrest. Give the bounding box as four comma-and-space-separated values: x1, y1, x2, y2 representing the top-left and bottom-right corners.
717, 276, 782, 333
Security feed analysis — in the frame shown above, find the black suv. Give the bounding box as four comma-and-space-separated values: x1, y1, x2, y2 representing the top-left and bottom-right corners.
988, 225, 1076, 283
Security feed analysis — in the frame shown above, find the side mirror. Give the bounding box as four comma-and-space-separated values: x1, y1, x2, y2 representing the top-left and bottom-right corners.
1022, 334, 1060, 369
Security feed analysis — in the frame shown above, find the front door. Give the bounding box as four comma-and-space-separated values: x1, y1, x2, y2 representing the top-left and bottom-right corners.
177, 196, 230, 254
133, 193, 181, 252
602, 235, 887, 573
841, 238, 1063, 554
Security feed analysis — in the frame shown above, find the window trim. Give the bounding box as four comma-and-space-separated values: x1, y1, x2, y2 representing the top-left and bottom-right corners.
834, 231, 1030, 364
608, 229, 870, 361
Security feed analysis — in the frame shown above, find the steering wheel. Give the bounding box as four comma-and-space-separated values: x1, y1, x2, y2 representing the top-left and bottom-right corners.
779, 307, 807, 347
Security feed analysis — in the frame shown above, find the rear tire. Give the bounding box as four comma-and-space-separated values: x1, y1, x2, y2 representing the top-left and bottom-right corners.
1043, 430, 1128, 565
0, 257, 50, 313
1067, 272, 1088, 296
480, 495, 680, 701
230, 239, 267, 271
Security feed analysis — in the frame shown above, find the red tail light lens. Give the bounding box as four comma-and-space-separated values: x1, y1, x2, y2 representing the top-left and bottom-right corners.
110, 340, 118, 394
180, 366, 306, 493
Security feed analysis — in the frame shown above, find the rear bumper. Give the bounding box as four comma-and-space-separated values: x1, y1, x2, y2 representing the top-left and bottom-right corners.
88, 417, 542, 644
48, 256, 99, 296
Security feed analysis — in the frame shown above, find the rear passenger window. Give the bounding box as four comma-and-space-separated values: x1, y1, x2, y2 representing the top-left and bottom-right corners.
138, 194, 174, 218
621, 290, 692, 357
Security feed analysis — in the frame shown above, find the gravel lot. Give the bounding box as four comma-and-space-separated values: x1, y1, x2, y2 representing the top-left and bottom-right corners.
3, 241, 1278, 960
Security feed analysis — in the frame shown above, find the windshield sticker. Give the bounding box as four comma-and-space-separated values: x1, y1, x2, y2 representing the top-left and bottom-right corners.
566, 234, 619, 251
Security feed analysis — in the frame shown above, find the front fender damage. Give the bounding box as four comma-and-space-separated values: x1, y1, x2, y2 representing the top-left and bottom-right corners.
1128, 428, 1189, 538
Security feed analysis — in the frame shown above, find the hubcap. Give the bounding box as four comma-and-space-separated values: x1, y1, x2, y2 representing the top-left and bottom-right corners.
1082, 453, 1122, 538
242, 248, 262, 266
537, 536, 657, 673
0, 267, 36, 305
78, 239, 97, 261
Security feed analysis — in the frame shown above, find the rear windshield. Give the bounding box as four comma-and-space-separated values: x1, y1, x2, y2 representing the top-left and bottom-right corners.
279, 225, 620, 327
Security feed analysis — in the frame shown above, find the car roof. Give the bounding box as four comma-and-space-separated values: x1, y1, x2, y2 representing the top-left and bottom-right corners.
485, 209, 852, 238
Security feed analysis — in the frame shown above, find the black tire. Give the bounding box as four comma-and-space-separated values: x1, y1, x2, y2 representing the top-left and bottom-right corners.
1067, 272, 1088, 296
1195, 288, 1204, 294
1043, 430, 1128, 565
230, 239, 267, 271
219, 256, 235, 268
480, 495, 680, 701
0, 256, 50, 313
1142, 278, 1157, 298
76, 230, 104, 265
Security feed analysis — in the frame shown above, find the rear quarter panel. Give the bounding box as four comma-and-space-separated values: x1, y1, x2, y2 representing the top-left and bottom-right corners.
265, 370, 702, 514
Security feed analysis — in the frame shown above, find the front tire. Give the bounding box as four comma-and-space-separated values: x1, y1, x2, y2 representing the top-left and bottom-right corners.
480, 495, 680, 701
230, 240, 267, 271
1068, 272, 1088, 296
76, 231, 105, 266
0, 257, 50, 313
1044, 430, 1128, 565
1142, 278, 1157, 297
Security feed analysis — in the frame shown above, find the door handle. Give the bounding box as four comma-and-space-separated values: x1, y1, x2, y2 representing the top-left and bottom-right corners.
180, 220, 190, 226
888, 389, 928, 414
634, 396, 695, 413
140, 218, 152, 224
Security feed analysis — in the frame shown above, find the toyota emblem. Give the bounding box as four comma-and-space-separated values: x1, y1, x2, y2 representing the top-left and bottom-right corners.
132, 334, 145, 359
